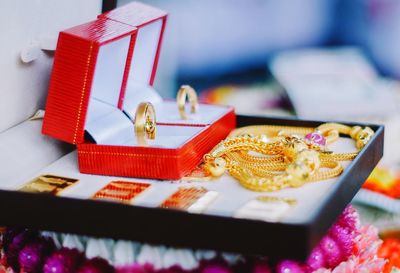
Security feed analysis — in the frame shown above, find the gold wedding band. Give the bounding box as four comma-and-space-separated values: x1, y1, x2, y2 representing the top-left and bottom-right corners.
134, 102, 156, 146
177, 85, 198, 120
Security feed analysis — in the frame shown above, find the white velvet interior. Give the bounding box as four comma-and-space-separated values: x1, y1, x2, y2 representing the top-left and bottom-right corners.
85, 99, 134, 145
84, 18, 231, 147
85, 98, 230, 146
121, 83, 163, 117
90, 35, 132, 107
6, 136, 358, 225
128, 19, 163, 85
85, 98, 206, 147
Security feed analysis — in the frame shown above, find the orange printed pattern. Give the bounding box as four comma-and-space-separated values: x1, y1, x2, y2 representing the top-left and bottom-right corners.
93, 181, 150, 203
160, 187, 208, 210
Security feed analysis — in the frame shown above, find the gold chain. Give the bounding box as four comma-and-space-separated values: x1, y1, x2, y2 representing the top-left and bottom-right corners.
184, 123, 374, 192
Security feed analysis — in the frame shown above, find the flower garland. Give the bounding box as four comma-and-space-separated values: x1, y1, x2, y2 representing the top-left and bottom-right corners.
378, 238, 400, 273
0, 206, 386, 273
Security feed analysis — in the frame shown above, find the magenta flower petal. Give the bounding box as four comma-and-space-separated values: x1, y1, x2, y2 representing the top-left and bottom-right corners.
43, 248, 84, 273
76, 257, 114, 273
19, 237, 55, 273
2, 229, 24, 250
319, 236, 342, 269
116, 263, 155, 273
5, 229, 38, 271
329, 225, 354, 259
336, 206, 359, 233
306, 246, 326, 271
154, 265, 188, 273
276, 260, 306, 273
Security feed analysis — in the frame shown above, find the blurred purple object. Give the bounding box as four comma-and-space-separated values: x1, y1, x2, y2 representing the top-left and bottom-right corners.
116, 263, 155, 273
5, 229, 38, 271
44, 248, 84, 273
276, 260, 306, 273
18, 236, 55, 273
76, 257, 114, 273
2, 228, 23, 251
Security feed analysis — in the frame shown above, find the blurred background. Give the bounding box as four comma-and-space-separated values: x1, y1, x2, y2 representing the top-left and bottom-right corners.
117, 0, 400, 146
116, 0, 400, 268
117, 0, 400, 95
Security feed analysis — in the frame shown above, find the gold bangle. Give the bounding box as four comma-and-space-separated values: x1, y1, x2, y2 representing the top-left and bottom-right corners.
176, 85, 198, 120
134, 102, 156, 146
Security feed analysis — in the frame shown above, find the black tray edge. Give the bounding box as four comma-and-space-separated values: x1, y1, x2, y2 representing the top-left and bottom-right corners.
0, 114, 384, 260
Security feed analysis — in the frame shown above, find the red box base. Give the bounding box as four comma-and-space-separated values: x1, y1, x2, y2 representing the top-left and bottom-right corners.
77, 110, 236, 180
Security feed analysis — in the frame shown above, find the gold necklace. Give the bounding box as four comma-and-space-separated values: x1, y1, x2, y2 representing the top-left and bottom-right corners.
184, 123, 374, 192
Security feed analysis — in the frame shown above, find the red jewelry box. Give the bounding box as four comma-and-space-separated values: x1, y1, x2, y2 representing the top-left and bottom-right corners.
42, 2, 236, 180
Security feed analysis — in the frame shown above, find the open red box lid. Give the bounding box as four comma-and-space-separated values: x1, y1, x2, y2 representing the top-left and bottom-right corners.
44, 1, 234, 147
43, 3, 168, 145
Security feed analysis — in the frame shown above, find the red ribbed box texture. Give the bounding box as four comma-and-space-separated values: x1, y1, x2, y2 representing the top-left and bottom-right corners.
43, 2, 236, 180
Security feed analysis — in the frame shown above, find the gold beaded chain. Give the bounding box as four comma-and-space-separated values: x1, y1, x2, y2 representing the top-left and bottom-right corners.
184, 123, 374, 192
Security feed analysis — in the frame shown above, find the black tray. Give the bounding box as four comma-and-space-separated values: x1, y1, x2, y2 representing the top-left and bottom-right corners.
0, 115, 384, 260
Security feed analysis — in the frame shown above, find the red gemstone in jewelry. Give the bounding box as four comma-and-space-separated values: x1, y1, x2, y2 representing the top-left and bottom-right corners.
305, 132, 326, 146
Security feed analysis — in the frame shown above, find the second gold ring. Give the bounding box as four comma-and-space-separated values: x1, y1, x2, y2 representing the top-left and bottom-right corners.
177, 85, 198, 120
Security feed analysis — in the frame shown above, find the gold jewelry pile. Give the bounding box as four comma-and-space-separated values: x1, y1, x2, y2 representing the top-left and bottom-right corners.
190, 123, 374, 192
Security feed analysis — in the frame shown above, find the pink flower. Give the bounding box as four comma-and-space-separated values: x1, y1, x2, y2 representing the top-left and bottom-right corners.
276, 260, 306, 273
0, 264, 7, 273
319, 236, 342, 268
76, 257, 114, 273
5, 230, 37, 271
357, 258, 387, 273
310, 225, 386, 273
328, 225, 353, 259
307, 246, 326, 271
0, 265, 14, 273
336, 206, 360, 233
116, 263, 154, 273
354, 225, 379, 255
155, 265, 187, 273
359, 241, 382, 263
19, 237, 55, 273
43, 248, 85, 273
329, 256, 386, 273
330, 259, 356, 273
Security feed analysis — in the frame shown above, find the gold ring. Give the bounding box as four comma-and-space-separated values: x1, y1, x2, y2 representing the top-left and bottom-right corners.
134, 102, 156, 146
177, 85, 198, 120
